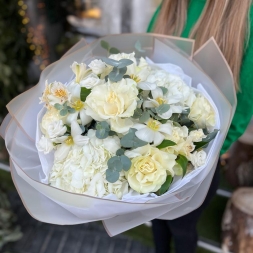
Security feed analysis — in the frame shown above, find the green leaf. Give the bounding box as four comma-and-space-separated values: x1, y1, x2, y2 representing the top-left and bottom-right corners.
160, 87, 168, 95
106, 169, 120, 183
194, 141, 209, 151
117, 59, 134, 68
96, 128, 109, 139
123, 75, 131, 79
120, 155, 131, 171
107, 156, 122, 172
156, 104, 170, 114
67, 107, 76, 114
202, 129, 219, 143
120, 128, 148, 148
135, 40, 146, 53
109, 47, 121, 54
54, 103, 63, 110
80, 87, 91, 102
101, 57, 119, 67
176, 155, 188, 177
157, 175, 173, 195
101, 40, 110, 51
132, 108, 143, 119
157, 140, 176, 149
170, 114, 179, 122
96, 121, 110, 139
178, 114, 193, 127
116, 149, 125, 156
139, 111, 150, 123
64, 124, 71, 133
105, 75, 109, 82
60, 108, 68, 116
109, 66, 127, 82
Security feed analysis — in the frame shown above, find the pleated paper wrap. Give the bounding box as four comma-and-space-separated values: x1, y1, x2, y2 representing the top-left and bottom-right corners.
0, 34, 236, 236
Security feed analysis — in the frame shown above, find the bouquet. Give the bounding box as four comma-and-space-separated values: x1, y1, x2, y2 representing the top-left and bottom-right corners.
0, 34, 235, 236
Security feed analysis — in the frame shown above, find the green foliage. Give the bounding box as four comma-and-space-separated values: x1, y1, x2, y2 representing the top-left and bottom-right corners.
176, 154, 188, 177
157, 140, 176, 149
156, 104, 170, 114
100, 40, 120, 55
95, 121, 111, 139
80, 87, 91, 102
157, 175, 173, 196
194, 129, 219, 151
54, 102, 75, 116
121, 128, 148, 148
0, 1, 33, 121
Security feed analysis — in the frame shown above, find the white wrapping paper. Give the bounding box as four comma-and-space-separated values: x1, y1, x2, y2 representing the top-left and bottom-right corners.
0, 34, 235, 236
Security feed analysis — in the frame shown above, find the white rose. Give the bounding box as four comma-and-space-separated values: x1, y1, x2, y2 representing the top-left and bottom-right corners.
189, 150, 207, 168
80, 73, 103, 89
47, 120, 67, 139
125, 145, 176, 194
41, 108, 64, 135
37, 135, 54, 154
188, 129, 207, 142
188, 95, 216, 130
85, 78, 138, 121
88, 59, 106, 75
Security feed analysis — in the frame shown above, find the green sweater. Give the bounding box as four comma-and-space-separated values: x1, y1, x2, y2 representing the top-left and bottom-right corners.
147, 0, 253, 155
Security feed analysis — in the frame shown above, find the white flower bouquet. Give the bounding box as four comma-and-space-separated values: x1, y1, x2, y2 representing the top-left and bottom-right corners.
0, 34, 236, 236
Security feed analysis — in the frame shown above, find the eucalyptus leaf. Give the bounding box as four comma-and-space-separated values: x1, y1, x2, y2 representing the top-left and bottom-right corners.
106, 169, 120, 183
132, 108, 143, 119
80, 87, 91, 102
109, 47, 121, 54
120, 155, 131, 171
100, 40, 110, 51
101, 57, 119, 67
109, 131, 117, 136
54, 103, 63, 110
182, 108, 190, 115
176, 155, 188, 177
60, 109, 68, 116
139, 111, 150, 123
202, 129, 219, 142
120, 128, 148, 148
117, 59, 134, 68
157, 175, 173, 195
67, 107, 76, 114
135, 40, 146, 53
170, 114, 180, 122
157, 140, 176, 149
96, 128, 109, 139
160, 87, 168, 95
116, 149, 125, 156
109, 66, 127, 82
107, 156, 122, 172
156, 104, 170, 114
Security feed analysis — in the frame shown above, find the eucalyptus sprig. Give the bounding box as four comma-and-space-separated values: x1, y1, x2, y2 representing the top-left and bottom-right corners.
100, 40, 121, 55
54, 102, 75, 116
101, 57, 134, 82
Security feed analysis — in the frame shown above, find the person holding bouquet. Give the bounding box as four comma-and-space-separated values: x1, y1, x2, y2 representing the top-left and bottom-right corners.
148, 0, 253, 252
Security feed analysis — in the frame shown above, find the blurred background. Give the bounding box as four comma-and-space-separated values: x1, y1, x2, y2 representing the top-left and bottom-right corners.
1, 1, 253, 253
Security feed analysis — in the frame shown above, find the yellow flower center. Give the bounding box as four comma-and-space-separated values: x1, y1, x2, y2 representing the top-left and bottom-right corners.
54, 89, 68, 98
72, 99, 84, 111
156, 97, 166, 105
107, 91, 117, 103
65, 136, 74, 145
147, 119, 160, 131
130, 74, 141, 83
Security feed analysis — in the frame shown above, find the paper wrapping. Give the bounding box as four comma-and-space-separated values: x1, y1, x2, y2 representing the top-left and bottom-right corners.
0, 34, 235, 236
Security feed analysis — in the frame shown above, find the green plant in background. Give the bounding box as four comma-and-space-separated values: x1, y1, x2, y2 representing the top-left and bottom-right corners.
0, 0, 32, 122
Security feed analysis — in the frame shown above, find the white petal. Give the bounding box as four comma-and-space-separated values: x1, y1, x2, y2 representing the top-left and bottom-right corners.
132, 123, 146, 130
66, 112, 78, 125
110, 118, 133, 134
80, 110, 93, 126
159, 110, 173, 119
54, 144, 71, 161
71, 121, 83, 137
143, 100, 157, 108
137, 81, 157, 91
153, 132, 165, 146
151, 87, 163, 99
159, 123, 173, 135
73, 135, 89, 146
135, 127, 155, 143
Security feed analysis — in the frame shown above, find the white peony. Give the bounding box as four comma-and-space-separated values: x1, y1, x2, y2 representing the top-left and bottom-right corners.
188, 94, 216, 131
189, 150, 207, 168
88, 59, 106, 75
85, 78, 138, 124
37, 135, 54, 154
47, 120, 67, 139
80, 73, 104, 89
125, 145, 176, 193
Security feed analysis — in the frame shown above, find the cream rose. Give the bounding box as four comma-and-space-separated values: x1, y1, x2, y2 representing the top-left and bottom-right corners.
189, 150, 207, 168
85, 78, 138, 122
188, 129, 207, 142
188, 95, 216, 130
88, 59, 106, 75
125, 145, 176, 194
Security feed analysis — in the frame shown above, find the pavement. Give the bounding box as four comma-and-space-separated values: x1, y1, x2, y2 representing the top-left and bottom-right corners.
2, 192, 155, 253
